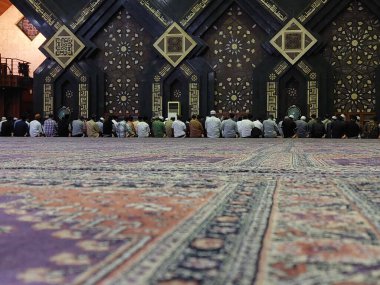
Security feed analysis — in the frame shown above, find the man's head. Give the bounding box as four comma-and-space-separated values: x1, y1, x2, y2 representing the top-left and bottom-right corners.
210, 110, 216, 116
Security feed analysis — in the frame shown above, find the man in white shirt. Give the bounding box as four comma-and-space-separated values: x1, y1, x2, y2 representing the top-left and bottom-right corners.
253, 117, 263, 132
205, 110, 221, 138
240, 115, 254, 138
0, 117, 6, 133
29, 113, 44, 137
172, 115, 187, 138
137, 117, 150, 138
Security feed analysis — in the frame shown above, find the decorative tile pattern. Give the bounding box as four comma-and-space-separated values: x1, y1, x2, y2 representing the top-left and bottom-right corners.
16, 17, 40, 41
270, 18, 317, 65
322, 0, 380, 113
94, 9, 155, 115
154, 23, 197, 67
43, 26, 85, 68
204, 3, 266, 114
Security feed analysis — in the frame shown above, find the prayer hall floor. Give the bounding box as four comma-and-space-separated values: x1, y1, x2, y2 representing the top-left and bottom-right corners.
0, 137, 379, 285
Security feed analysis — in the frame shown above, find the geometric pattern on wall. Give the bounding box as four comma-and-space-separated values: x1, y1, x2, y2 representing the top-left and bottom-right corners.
323, 0, 380, 113
43, 26, 85, 69
94, 9, 155, 115
154, 23, 197, 67
203, 3, 267, 114
270, 18, 317, 65
16, 17, 40, 41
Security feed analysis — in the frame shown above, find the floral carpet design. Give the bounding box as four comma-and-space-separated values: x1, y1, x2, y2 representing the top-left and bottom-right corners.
0, 138, 379, 285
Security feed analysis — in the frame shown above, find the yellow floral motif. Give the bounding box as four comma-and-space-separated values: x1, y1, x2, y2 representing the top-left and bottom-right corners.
125, 203, 172, 212
52, 230, 82, 240
4, 209, 27, 215
50, 252, 91, 266
0, 226, 13, 234
33, 222, 61, 230
17, 268, 64, 284
77, 240, 110, 252
18, 215, 42, 223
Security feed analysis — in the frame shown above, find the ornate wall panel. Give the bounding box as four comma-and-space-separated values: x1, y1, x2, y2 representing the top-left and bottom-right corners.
43, 65, 63, 115
203, 3, 267, 114
152, 64, 173, 117
297, 61, 319, 116
69, 64, 89, 118
16, 17, 40, 40
93, 8, 155, 115
266, 61, 290, 118
323, 0, 380, 114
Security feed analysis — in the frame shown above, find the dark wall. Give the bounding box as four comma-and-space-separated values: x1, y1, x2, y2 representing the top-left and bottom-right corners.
10, 0, 380, 121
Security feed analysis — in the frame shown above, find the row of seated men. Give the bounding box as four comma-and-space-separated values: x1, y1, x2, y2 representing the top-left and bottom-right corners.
0, 112, 379, 139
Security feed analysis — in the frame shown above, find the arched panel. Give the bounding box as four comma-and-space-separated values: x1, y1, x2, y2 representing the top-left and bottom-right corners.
93, 8, 155, 116
61, 80, 77, 114
279, 68, 308, 119
202, 3, 267, 115
322, 0, 380, 115
54, 72, 80, 117
163, 72, 190, 119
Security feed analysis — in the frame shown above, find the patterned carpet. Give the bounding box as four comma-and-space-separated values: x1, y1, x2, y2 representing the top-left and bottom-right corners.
0, 138, 379, 285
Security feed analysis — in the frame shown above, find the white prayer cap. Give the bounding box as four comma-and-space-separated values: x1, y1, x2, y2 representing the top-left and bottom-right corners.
301, 116, 306, 121
210, 110, 216, 115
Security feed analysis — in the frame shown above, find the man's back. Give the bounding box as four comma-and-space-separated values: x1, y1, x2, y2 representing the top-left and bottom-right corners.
295, 120, 309, 138
137, 121, 150, 138
263, 119, 278, 138
14, 120, 29, 137
205, 116, 221, 138
221, 119, 238, 138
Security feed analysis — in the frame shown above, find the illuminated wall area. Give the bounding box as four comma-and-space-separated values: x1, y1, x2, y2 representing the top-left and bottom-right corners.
0, 5, 46, 73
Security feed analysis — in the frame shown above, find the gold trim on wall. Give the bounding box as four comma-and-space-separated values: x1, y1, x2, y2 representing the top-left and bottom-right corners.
70, 0, 105, 30
308, 81, 319, 117
270, 18, 317, 65
298, 0, 329, 23
297, 61, 319, 117
152, 64, 173, 117
258, 0, 288, 22
43, 25, 86, 69
26, 0, 61, 30
266, 82, 278, 119
154, 23, 197, 68
180, 0, 211, 27
138, 0, 171, 27
43, 65, 63, 116
69, 64, 89, 118
266, 61, 290, 119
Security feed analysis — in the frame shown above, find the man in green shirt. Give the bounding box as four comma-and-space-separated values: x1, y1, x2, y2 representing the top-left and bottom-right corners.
152, 116, 166, 137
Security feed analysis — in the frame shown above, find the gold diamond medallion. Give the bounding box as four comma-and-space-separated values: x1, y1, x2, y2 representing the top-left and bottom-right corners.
270, 18, 317, 65
43, 25, 85, 69
154, 23, 197, 67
